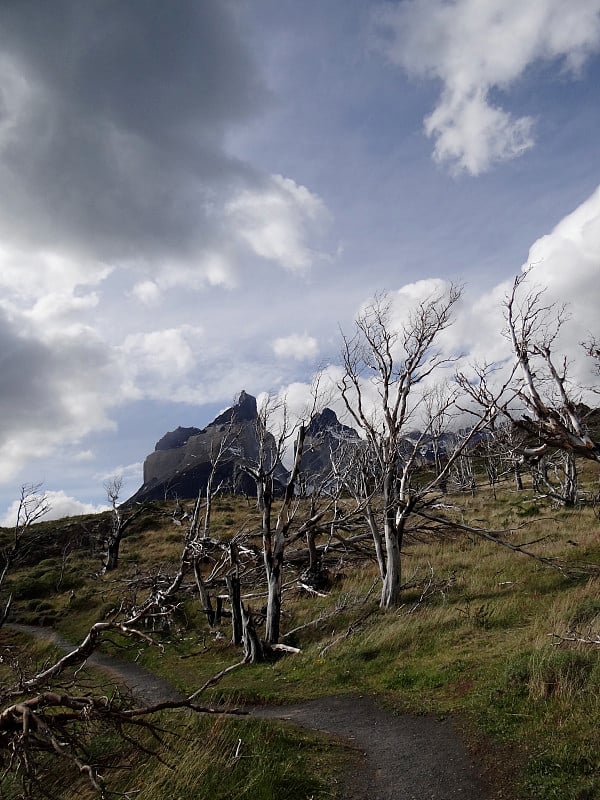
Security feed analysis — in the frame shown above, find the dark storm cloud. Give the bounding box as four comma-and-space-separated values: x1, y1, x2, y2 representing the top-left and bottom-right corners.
0, 306, 117, 478
0, 313, 58, 421
0, 0, 269, 262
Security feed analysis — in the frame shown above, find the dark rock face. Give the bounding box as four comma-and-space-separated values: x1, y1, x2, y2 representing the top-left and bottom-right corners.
126, 396, 364, 505
155, 426, 203, 452
126, 392, 287, 505
300, 408, 361, 487
212, 390, 257, 426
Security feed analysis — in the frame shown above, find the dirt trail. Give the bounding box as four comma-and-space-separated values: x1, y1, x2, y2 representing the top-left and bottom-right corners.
254, 697, 489, 800
9, 624, 492, 799
8, 623, 181, 705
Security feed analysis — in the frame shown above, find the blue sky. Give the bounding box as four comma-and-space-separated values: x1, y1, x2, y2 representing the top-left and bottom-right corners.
1, 0, 599, 522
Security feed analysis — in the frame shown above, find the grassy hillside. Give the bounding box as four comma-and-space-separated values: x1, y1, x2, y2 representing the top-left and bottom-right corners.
1, 476, 599, 799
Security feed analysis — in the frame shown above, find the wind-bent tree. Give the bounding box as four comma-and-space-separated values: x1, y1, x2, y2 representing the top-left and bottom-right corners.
459, 273, 600, 473
339, 287, 490, 608
503, 273, 600, 463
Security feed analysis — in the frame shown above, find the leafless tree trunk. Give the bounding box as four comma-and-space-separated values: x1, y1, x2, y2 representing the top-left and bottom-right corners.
339, 288, 490, 608
263, 422, 307, 644
103, 477, 147, 571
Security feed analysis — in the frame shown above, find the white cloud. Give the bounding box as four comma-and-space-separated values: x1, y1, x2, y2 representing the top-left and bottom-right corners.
132, 280, 162, 306
119, 326, 201, 399
0, 247, 112, 307
74, 450, 95, 463
95, 461, 144, 484
517, 184, 600, 386
0, 490, 108, 527
373, 0, 600, 174
227, 174, 330, 272
272, 333, 319, 361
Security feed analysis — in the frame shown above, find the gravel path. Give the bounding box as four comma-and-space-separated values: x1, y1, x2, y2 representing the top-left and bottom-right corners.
9, 624, 492, 799
254, 696, 489, 800
8, 623, 181, 705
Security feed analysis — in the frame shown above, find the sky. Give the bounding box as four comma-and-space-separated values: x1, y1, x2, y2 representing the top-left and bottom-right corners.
1, 0, 600, 523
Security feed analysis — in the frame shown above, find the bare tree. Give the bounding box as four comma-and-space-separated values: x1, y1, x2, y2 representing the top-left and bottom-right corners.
102, 476, 147, 571
0, 484, 50, 627
502, 273, 600, 462
339, 288, 491, 608
186, 416, 241, 627
585, 336, 600, 375
458, 273, 599, 475
240, 396, 310, 646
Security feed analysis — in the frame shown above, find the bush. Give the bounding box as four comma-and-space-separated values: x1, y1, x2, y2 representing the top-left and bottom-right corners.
506, 648, 597, 700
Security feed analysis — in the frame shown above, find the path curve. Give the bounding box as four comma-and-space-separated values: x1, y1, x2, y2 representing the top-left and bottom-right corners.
8, 624, 493, 799
254, 697, 489, 800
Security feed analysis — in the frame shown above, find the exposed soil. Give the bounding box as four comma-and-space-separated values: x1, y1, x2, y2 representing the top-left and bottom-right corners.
8, 624, 504, 799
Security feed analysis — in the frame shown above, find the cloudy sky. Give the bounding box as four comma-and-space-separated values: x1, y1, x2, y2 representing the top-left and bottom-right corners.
1, 0, 599, 522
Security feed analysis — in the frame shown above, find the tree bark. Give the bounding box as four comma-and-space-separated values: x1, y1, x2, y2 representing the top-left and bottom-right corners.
241, 604, 263, 663
226, 575, 242, 646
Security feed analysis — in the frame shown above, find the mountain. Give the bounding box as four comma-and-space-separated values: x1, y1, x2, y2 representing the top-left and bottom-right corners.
126, 391, 286, 504
126, 395, 361, 505
299, 408, 362, 487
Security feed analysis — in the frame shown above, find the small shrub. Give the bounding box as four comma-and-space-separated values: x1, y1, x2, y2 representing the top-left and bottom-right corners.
506, 649, 596, 700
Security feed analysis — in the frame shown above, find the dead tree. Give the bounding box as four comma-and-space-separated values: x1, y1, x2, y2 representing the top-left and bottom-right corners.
584, 336, 600, 376
240, 396, 310, 646
339, 288, 492, 609
102, 476, 147, 571
187, 417, 241, 625
530, 450, 579, 507
0, 583, 248, 797
503, 273, 600, 462
458, 272, 599, 487
0, 484, 49, 627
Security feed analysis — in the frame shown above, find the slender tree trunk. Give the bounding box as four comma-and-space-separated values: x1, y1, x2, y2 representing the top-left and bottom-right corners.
307, 530, 318, 573
193, 557, 214, 625
241, 604, 263, 663
264, 552, 283, 644
380, 525, 400, 608
226, 575, 242, 645
380, 472, 401, 608
514, 463, 523, 491
203, 482, 213, 539
227, 541, 243, 645
105, 536, 121, 572
562, 453, 578, 507
365, 502, 386, 582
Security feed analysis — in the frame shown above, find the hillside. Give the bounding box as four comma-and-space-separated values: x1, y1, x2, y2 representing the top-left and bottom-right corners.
0, 474, 599, 799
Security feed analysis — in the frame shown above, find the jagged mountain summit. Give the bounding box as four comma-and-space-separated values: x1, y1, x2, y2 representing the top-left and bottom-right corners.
300, 407, 361, 486
127, 391, 267, 504
126, 392, 356, 505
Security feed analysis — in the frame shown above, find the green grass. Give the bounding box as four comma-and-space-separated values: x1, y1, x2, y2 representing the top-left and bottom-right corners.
1, 488, 599, 799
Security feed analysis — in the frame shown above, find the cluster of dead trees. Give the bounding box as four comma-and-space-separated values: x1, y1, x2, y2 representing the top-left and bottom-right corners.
1, 269, 598, 797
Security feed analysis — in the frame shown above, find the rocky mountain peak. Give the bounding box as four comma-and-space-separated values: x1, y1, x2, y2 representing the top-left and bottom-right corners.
211, 390, 258, 427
